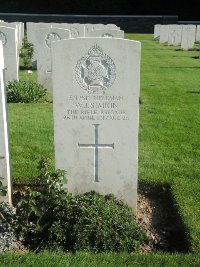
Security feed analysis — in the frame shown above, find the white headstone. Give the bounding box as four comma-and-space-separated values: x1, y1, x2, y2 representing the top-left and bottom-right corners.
84, 24, 94, 34
85, 24, 120, 36
181, 25, 196, 50
27, 22, 50, 68
50, 23, 85, 38
13, 22, 24, 49
168, 24, 182, 46
61, 23, 85, 38
36, 26, 70, 90
160, 25, 169, 43
27, 23, 85, 69
86, 29, 124, 38
195, 25, 200, 42
154, 24, 161, 40
0, 21, 20, 52
0, 41, 12, 204
52, 38, 141, 213
0, 26, 19, 84
93, 24, 120, 30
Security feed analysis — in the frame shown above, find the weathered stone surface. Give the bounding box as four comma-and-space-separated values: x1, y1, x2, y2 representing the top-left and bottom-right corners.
0, 41, 12, 204
154, 24, 161, 39
0, 26, 19, 83
27, 22, 85, 68
36, 26, 70, 90
85, 24, 120, 35
168, 24, 182, 46
181, 25, 196, 50
52, 38, 141, 213
0, 22, 20, 50
51, 23, 85, 38
13, 22, 24, 49
196, 25, 200, 42
86, 29, 124, 38
65, 23, 85, 38
27, 22, 50, 68
159, 25, 169, 43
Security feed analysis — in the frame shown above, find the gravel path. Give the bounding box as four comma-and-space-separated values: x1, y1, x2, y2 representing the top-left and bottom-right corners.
0, 202, 22, 252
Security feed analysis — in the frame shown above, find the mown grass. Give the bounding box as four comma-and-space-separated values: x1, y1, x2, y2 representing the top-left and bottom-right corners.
7, 34, 200, 260
129, 34, 200, 253
0, 252, 200, 267
19, 70, 37, 82
8, 103, 54, 181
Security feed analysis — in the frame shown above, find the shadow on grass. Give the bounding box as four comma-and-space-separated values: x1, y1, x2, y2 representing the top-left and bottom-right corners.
175, 48, 200, 51
186, 91, 200, 94
160, 66, 200, 69
138, 181, 191, 253
191, 56, 200, 59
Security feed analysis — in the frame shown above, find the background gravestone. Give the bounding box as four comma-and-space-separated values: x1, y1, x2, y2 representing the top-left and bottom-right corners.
159, 25, 169, 43
0, 26, 19, 84
86, 29, 124, 38
27, 22, 51, 69
52, 38, 141, 213
51, 23, 85, 38
36, 26, 70, 91
154, 24, 161, 40
0, 41, 12, 204
67, 23, 85, 38
168, 24, 182, 46
174, 25, 182, 45
85, 24, 120, 36
195, 25, 200, 42
13, 22, 24, 49
92, 24, 120, 30
0, 21, 21, 51
181, 24, 196, 50
27, 22, 85, 69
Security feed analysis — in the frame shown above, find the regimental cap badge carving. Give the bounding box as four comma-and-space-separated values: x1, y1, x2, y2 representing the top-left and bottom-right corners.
45, 32, 61, 48
0, 32, 7, 46
75, 44, 116, 94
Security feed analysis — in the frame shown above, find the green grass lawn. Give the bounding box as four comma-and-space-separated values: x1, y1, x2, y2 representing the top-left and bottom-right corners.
8, 103, 54, 180
1, 252, 200, 267
5, 34, 200, 264
19, 69, 37, 82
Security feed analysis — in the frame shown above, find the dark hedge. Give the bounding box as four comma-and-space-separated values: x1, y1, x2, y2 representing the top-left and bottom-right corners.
0, 0, 198, 20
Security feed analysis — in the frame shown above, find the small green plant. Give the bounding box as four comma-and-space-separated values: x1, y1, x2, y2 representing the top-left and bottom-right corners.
15, 160, 147, 252
0, 177, 7, 197
20, 36, 34, 69
73, 192, 147, 253
6, 80, 47, 103
0, 176, 10, 230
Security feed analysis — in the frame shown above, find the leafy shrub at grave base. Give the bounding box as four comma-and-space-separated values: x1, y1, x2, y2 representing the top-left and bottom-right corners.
6, 80, 47, 103
15, 160, 147, 253
72, 192, 146, 252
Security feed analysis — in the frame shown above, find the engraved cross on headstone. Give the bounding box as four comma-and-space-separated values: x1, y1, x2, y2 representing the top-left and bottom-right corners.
78, 124, 114, 182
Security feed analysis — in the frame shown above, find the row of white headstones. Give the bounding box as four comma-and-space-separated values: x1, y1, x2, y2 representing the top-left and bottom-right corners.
154, 24, 200, 50
0, 20, 24, 84
0, 26, 140, 213
0, 21, 124, 88
27, 22, 124, 91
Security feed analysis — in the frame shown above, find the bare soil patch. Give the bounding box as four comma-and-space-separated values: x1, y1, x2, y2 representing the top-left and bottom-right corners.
137, 183, 190, 253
